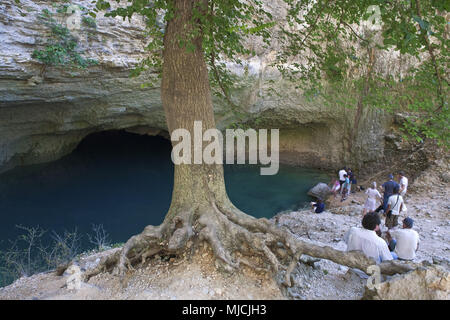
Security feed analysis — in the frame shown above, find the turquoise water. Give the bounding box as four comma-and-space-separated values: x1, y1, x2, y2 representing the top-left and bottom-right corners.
0, 131, 330, 250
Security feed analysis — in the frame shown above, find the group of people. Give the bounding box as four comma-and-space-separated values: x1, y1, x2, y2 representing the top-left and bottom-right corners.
311, 167, 419, 263
363, 172, 408, 228
312, 167, 358, 213
344, 170, 420, 262
345, 212, 419, 262
329, 167, 358, 201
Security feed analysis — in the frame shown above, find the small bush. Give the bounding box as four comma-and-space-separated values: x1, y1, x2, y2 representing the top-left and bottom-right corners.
82, 16, 97, 29
87, 224, 110, 252
32, 6, 98, 70
0, 224, 112, 288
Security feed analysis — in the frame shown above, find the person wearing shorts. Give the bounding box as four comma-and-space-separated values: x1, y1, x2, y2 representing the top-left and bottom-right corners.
385, 185, 404, 229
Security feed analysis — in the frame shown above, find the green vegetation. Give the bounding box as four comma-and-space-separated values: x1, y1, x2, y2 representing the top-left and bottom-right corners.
24, 0, 448, 146
94, 0, 275, 127
31, 5, 98, 70
82, 16, 97, 28
92, 0, 448, 147
276, 0, 448, 148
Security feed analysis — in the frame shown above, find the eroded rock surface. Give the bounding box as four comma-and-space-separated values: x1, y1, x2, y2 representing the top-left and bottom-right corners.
364, 265, 450, 300
307, 182, 332, 200
1, 0, 409, 175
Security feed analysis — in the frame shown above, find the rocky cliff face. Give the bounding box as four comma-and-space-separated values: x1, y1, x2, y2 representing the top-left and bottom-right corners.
0, 0, 168, 173
1, 0, 399, 175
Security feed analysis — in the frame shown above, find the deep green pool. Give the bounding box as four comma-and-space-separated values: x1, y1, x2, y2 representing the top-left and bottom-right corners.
0, 131, 330, 250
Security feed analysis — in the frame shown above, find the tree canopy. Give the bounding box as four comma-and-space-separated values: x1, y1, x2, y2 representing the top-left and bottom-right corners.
82, 0, 449, 146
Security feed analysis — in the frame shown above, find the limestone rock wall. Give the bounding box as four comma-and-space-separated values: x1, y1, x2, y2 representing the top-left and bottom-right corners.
364, 265, 450, 300
1, 0, 398, 174
0, 0, 167, 172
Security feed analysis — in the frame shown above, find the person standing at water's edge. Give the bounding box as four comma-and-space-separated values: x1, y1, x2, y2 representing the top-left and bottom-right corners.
338, 167, 347, 187
341, 174, 350, 202
330, 178, 340, 198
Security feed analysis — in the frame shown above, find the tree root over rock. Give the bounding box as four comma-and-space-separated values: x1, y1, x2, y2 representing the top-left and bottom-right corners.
78, 198, 422, 288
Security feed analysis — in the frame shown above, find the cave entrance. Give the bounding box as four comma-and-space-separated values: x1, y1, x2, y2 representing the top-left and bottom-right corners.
0, 130, 331, 251
0, 130, 174, 250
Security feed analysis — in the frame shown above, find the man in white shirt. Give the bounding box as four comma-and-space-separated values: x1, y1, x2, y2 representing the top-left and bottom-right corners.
398, 171, 408, 197
338, 168, 347, 185
385, 186, 404, 229
344, 212, 393, 263
338, 167, 347, 195
386, 217, 419, 260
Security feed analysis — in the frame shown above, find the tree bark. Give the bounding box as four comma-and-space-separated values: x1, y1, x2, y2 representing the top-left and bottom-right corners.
160, 0, 228, 223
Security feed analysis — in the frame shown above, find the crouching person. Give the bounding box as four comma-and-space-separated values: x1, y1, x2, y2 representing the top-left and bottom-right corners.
311, 198, 325, 213
386, 217, 420, 261
344, 212, 394, 263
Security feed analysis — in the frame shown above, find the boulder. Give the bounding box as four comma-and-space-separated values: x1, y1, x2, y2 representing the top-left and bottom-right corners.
441, 172, 450, 183
363, 265, 450, 300
330, 205, 361, 216
307, 183, 332, 200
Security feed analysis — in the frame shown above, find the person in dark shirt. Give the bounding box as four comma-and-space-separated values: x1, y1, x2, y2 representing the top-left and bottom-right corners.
380, 174, 400, 212
348, 168, 357, 193
311, 198, 325, 213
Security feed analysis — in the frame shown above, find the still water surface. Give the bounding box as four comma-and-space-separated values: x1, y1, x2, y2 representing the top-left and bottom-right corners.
0, 131, 330, 249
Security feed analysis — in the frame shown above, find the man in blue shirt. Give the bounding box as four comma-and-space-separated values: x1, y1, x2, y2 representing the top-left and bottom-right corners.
311, 198, 325, 213
381, 174, 399, 212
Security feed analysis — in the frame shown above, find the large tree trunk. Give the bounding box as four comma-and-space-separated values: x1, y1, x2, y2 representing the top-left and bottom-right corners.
160, 0, 228, 222
82, 0, 424, 286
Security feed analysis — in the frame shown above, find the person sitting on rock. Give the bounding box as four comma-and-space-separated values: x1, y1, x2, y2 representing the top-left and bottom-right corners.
311, 198, 325, 213
344, 212, 394, 263
386, 217, 419, 261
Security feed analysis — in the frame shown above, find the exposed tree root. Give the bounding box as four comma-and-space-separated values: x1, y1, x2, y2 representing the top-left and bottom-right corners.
79, 196, 422, 287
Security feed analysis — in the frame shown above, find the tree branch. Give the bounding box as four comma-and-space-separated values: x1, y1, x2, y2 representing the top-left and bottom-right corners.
209, 51, 239, 110
341, 20, 370, 44
414, 0, 445, 113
